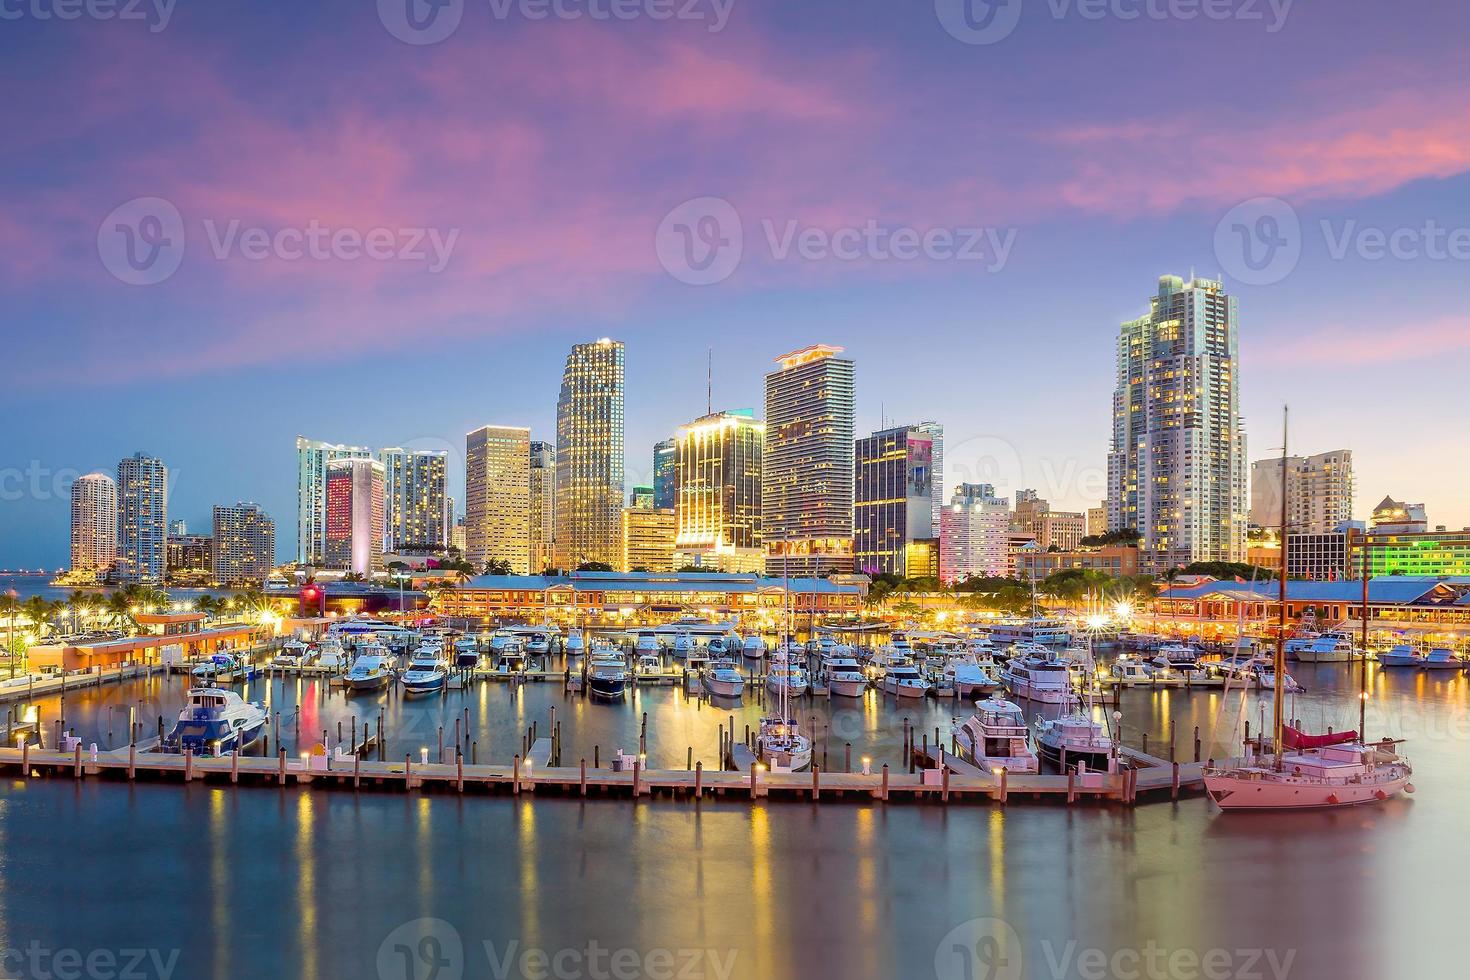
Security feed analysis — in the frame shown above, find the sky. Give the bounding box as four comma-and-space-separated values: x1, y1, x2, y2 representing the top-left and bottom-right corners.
3, 0, 1469, 567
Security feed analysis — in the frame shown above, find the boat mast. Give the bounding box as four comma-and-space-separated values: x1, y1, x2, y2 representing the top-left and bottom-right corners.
1359, 535, 1370, 739
1274, 406, 1288, 753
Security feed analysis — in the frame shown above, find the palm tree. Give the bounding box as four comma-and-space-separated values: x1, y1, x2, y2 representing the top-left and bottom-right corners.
22, 596, 59, 639
0, 594, 20, 672
103, 589, 140, 632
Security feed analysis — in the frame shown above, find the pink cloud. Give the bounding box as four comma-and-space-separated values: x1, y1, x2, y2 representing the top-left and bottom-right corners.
1261, 315, 1470, 368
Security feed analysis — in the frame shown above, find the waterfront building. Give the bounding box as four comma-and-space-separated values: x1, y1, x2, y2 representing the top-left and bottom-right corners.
434, 570, 863, 627
1250, 450, 1354, 535
916, 421, 945, 538
324, 457, 385, 575
295, 437, 373, 566
555, 339, 625, 569
380, 448, 449, 553
1356, 526, 1470, 578
653, 438, 678, 510
1011, 491, 1085, 552
674, 409, 764, 572
621, 507, 678, 573
854, 425, 935, 577
1014, 545, 1141, 580
212, 502, 275, 587
69, 472, 117, 580
1086, 504, 1108, 538
1370, 495, 1428, 533
116, 453, 168, 584
529, 441, 555, 574
1107, 274, 1247, 570
763, 345, 855, 576
465, 426, 531, 573
165, 534, 212, 584
629, 486, 654, 509
939, 484, 1011, 584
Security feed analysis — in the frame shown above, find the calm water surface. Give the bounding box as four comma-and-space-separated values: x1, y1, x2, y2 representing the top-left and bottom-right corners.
0, 662, 1464, 979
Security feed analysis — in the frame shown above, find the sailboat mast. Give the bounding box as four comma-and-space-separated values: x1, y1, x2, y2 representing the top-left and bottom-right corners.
1274, 406, 1289, 751
1359, 538, 1369, 739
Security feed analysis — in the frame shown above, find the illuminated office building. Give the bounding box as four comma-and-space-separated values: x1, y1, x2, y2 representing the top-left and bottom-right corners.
674, 409, 763, 572
555, 339, 625, 569
466, 426, 531, 573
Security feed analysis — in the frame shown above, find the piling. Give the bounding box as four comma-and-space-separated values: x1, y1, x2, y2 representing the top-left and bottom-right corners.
694, 760, 703, 797
812, 764, 820, 801
998, 767, 1009, 805
880, 764, 889, 802
580, 759, 587, 797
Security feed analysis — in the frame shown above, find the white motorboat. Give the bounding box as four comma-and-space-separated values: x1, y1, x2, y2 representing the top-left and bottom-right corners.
706, 631, 739, 658
564, 631, 585, 657
1036, 701, 1118, 772
671, 631, 694, 659
588, 648, 630, 698
1149, 644, 1214, 683
1376, 644, 1424, 668
1002, 654, 1074, 703
1423, 648, 1466, 670
953, 698, 1038, 773
192, 653, 249, 684
766, 663, 810, 697
272, 639, 310, 668
1111, 655, 1181, 687
951, 655, 1004, 699
742, 635, 766, 660
819, 655, 868, 698
1294, 636, 1356, 664
634, 629, 660, 655
879, 657, 929, 698
164, 687, 268, 755
453, 637, 480, 669
344, 653, 392, 693
701, 659, 746, 698
636, 652, 662, 675
315, 637, 346, 670
400, 650, 450, 695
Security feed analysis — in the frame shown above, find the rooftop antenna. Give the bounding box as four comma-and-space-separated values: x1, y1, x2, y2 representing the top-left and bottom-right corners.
706, 347, 712, 416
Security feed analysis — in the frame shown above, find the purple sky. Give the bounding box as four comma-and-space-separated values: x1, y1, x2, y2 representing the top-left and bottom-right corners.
3, 1, 1469, 567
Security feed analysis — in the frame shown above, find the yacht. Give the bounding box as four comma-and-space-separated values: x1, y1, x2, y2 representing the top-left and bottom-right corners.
1423, 648, 1466, 671
636, 651, 662, 675
345, 653, 392, 693
634, 629, 660, 656
491, 636, 527, 673
1036, 699, 1118, 772
1376, 644, 1424, 668
819, 655, 868, 698
1149, 644, 1212, 682
742, 635, 767, 660
951, 655, 1004, 699
701, 659, 746, 698
524, 630, 552, 657
755, 715, 812, 771
706, 631, 739, 658
272, 639, 310, 668
1205, 731, 1413, 810
192, 653, 248, 684
1295, 636, 1356, 664
453, 637, 481, 669
1002, 653, 1074, 704
564, 631, 585, 657
987, 619, 1071, 649
671, 631, 694, 659
879, 656, 929, 699
953, 698, 1038, 773
164, 688, 268, 755
400, 650, 450, 696
766, 661, 810, 697
315, 637, 346, 670
1111, 655, 1180, 687
588, 648, 630, 698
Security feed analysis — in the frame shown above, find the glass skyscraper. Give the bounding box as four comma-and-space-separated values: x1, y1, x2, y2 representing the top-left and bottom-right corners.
652, 438, 678, 510
554, 339, 625, 569
854, 425, 935, 577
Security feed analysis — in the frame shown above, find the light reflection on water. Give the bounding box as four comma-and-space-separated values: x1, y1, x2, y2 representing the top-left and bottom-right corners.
0, 663, 1462, 979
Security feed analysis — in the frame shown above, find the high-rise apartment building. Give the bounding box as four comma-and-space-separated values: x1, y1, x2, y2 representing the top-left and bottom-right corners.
466, 426, 531, 573
621, 507, 678, 573
116, 453, 168, 584
212, 502, 276, 586
1250, 450, 1354, 535
555, 339, 625, 569
380, 448, 449, 552
324, 457, 385, 575
529, 441, 556, 573
296, 437, 373, 566
916, 421, 944, 538
854, 425, 935, 577
674, 409, 763, 572
1107, 275, 1247, 569
70, 472, 117, 580
652, 438, 678, 510
763, 345, 855, 576
939, 484, 1011, 584
1012, 491, 1086, 552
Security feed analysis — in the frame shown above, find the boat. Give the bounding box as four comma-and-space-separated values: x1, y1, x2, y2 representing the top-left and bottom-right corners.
707, 631, 739, 658
755, 715, 812, 771
588, 649, 630, 698
951, 654, 1004, 699
986, 618, 1071, 649
400, 650, 450, 696
1376, 644, 1424, 668
701, 658, 746, 698
756, 547, 813, 771
671, 631, 694, 659
820, 655, 868, 698
1036, 706, 1118, 773
636, 651, 662, 675
1148, 644, 1216, 683
1294, 636, 1356, 664
1001, 653, 1074, 703
1111, 655, 1181, 687
524, 630, 552, 657
192, 653, 248, 684
953, 698, 1038, 773
163, 688, 268, 755
344, 653, 392, 693
315, 637, 346, 670
879, 656, 929, 698
1423, 648, 1466, 671
272, 639, 310, 667
766, 661, 810, 697
564, 631, 585, 657
742, 635, 766, 660
453, 637, 480, 669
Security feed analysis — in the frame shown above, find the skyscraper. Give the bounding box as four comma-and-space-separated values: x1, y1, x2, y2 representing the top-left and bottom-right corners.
674, 409, 764, 572
763, 345, 856, 575
939, 484, 1011, 584
1250, 450, 1354, 535
916, 421, 945, 538
212, 502, 276, 587
629, 486, 655, 509
1107, 275, 1247, 569
854, 425, 935, 576
555, 339, 625, 569
466, 426, 532, 573
529, 441, 556, 573
116, 453, 168, 584
324, 457, 385, 575
652, 438, 678, 510
380, 448, 449, 552
621, 506, 678, 573
69, 472, 117, 580
296, 437, 373, 566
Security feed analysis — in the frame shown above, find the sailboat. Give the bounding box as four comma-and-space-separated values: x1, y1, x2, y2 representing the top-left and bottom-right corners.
1205, 408, 1414, 810
755, 538, 812, 771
